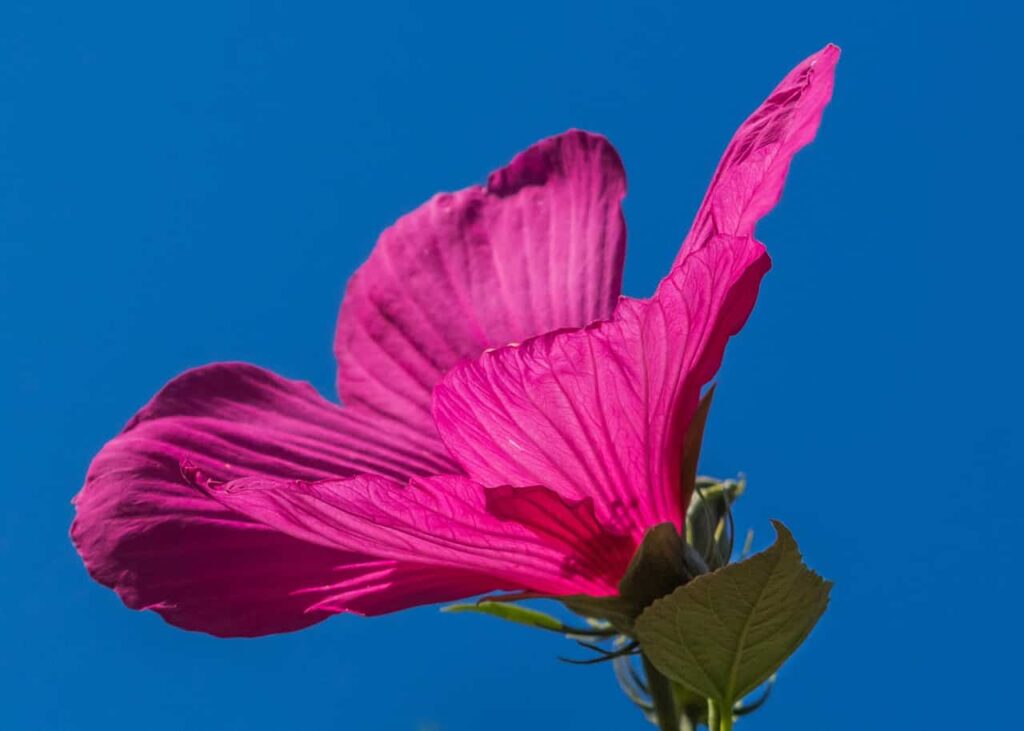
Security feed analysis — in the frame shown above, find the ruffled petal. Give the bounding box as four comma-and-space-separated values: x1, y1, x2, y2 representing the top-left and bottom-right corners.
71, 363, 471, 637
334, 130, 627, 437
203, 473, 631, 597
433, 235, 768, 539
679, 44, 839, 264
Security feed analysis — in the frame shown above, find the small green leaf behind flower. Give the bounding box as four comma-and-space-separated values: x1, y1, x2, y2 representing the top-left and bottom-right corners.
442, 601, 613, 637
686, 477, 745, 570
634, 521, 831, 718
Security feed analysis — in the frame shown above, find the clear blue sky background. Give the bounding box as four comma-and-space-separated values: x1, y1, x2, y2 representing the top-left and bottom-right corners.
2, 2, 1021, 729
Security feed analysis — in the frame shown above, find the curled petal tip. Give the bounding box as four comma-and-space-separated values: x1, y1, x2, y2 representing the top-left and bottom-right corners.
804, 45, 840, 82
798, 44, 840, 82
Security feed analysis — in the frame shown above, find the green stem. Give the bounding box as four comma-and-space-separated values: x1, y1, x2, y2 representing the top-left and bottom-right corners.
707, 699, 733, 731
642, 655, 678, 731
720, 705, 734, 731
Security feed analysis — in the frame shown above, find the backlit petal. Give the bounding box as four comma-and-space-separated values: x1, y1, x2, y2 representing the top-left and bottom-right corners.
433, 46, 837, 535
204, 473, 631, 596
434, 235, 768, 539
71, 363, 475, 636
679, 44, 839, 263
335, 131, 627, 437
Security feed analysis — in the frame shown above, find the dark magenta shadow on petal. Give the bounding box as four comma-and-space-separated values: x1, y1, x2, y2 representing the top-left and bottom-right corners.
485, 485, 636, 591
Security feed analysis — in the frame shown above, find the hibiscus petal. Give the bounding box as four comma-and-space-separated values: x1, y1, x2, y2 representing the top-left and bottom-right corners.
71, 362, 479, 637
433, 47, 837, 536
203, 473, 630, 597
679, 44, 839, 264
485, 485, 636, 585
334, 130, 627, 436
433, 235, 768, 539
298, 561, 500, 616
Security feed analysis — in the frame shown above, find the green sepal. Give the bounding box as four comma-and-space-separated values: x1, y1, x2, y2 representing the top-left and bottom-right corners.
634, 521, 831, 712
559, 594, 637, 633
679, 386, 715, 508
686, 477, 745, 569
619, 523, 687, 611
618, 523, 706, 614
560, 522, 707, 632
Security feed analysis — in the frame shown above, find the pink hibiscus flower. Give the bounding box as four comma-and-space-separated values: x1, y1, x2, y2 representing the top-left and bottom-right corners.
72, 45, 838, 638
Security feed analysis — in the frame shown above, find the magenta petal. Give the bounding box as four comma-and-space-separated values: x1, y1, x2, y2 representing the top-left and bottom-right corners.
434, 235, 770, 539
71, 363, 465, 636
485, 485, 636, 586
299, 561, 500, 616
74, 49, 837, 636
334, 130, 627, 437
204, 474, 627, 596
433, 47, 836, 535
679, 44, 839, 264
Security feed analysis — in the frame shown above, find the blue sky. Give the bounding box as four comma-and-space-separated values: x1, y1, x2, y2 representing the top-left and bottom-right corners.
2, 2, 1021, 729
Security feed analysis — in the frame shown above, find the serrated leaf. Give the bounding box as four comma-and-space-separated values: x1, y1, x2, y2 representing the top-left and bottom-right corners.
634, 521, 831, 710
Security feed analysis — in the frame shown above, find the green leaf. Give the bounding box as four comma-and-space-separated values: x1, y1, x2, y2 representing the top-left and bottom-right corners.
442, 601, 567, 632
634, 521, 831, 710
442, 601, 613, 637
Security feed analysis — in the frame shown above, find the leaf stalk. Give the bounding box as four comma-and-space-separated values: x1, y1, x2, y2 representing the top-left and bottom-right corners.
642, 655, 678, 731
